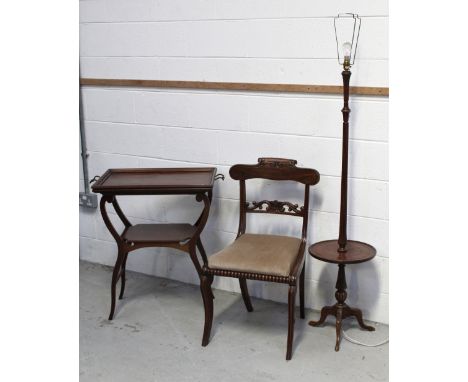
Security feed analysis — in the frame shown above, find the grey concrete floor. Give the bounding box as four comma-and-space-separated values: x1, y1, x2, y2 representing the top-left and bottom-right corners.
80, 261, 388, 382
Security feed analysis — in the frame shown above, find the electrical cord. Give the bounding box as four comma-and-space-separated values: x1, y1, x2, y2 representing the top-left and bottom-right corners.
342, 328, 389, 347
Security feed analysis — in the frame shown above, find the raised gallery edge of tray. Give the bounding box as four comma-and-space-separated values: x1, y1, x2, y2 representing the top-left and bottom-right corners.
91, 167, 217, 195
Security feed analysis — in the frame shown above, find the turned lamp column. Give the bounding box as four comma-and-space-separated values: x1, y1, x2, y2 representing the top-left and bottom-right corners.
338, 63, 351, 253
308, 14, 377, 352
336, 63, 350, 324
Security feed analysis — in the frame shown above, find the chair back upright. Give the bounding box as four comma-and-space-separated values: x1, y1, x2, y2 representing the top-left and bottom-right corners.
229, 157, 320, 244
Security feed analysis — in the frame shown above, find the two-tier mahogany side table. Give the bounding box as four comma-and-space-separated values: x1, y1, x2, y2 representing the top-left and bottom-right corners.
91, 167, 220, 320
308, 240, 376, 351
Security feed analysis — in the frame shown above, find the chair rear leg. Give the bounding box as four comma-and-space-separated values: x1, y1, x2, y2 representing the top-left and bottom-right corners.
239, 278, 253, 312
286, 285, 297, 360
299, 263, 305, 319
201, 275, 214, 346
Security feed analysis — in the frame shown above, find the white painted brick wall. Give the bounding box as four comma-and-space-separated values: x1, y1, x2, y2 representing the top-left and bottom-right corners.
79, 0, 389, 323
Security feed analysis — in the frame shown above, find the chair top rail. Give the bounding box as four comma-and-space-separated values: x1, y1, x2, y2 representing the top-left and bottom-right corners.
230, 157, 320, 185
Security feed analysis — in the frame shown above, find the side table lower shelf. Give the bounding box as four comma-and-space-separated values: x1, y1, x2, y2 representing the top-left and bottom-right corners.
122, 224, 197, 244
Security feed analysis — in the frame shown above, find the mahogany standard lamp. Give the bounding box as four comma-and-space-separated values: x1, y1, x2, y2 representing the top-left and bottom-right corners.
308, 13, 376, 351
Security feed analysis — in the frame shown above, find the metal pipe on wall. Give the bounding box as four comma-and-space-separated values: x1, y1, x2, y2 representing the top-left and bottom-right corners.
79, 68, 98, 208
79, 81, 90, 194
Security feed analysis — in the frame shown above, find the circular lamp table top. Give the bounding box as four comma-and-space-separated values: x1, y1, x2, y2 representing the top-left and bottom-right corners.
308, 240, 376, 264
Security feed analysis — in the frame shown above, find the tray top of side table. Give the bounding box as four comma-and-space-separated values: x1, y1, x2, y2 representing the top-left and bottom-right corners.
91, 167, 217, 195
308, 240, 376, 264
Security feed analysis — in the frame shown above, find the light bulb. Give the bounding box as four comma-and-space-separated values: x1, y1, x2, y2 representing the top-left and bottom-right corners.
342, 42, 352, 59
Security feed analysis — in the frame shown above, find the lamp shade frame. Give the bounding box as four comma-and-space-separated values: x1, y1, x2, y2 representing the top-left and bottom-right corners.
334, 13, 361, 67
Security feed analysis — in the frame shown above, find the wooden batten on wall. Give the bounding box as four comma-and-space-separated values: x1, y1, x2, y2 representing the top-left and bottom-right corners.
80, 78, 389, 97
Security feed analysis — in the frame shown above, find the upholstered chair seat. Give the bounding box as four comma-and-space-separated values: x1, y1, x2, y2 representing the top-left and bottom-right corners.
208, 234, 302, 277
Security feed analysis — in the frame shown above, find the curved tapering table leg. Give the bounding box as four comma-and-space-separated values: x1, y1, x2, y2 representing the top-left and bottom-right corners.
201, 275, 214, 346
335, 307, 343, 352
239, 278, 253, 312
100, 196, 128, 320
196, 239, 215, 299
112, 197, 131, 228
196, 239, 208, 267
286, 285, 297, 361
109, 248, 125, 320
189, 193, 211, 276
192, 192, 217, 342
299, 264, 305, 319
119, 252, 129, 300
347, 306, 375, 331
309, 305, 335, 327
